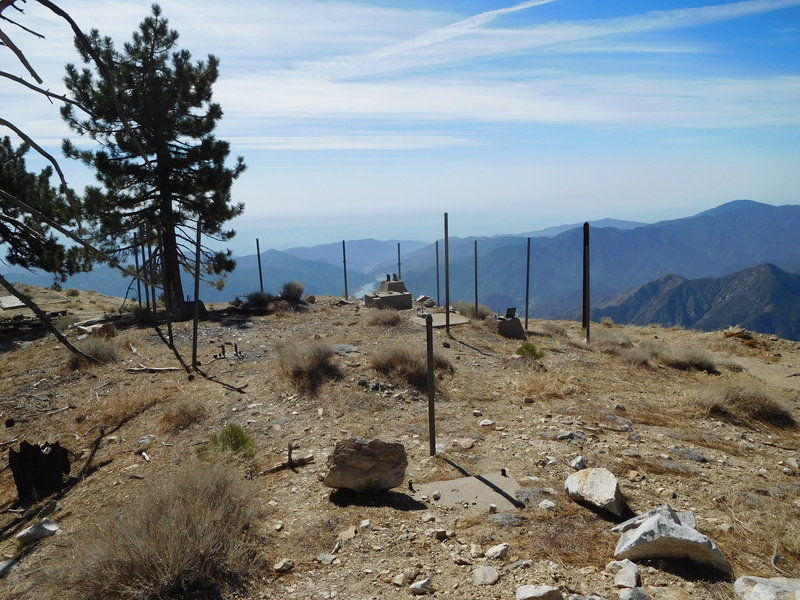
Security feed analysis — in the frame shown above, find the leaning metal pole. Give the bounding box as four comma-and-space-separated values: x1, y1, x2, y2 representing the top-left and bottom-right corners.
342, 240, 349, 299
444, 213, 450, 335
582, 222, 590, 344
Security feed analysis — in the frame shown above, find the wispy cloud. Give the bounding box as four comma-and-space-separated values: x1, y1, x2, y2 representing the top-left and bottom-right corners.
227, 134, 476, 151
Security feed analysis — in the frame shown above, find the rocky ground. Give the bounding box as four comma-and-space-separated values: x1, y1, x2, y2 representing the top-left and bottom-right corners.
0, 288, 798, 599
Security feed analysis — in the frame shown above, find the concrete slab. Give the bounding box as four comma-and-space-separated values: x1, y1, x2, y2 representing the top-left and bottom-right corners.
411, 312, 470, 328
414, 471, 524, 511
0, 296, 25, 310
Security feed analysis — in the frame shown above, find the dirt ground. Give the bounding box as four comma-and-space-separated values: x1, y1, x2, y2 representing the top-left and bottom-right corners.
0, 288, 798, 599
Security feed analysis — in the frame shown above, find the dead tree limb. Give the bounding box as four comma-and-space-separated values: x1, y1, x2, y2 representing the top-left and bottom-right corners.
0, 273, 99, 364
0, 71, 93, 115
260, 443, 314, 475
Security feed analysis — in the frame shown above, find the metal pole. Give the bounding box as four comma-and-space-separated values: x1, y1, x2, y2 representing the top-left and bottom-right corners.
192, 219, 202, 369
525, 237, 531, 331
435, 240, 441, 307
582, 222, 591, 344
342, 240, 349, 299
444, 213, 450, 335
473, 239, 478, 319
133, 233, 142, 309
426, 314, 436, 456
256, 238, 264, 293
397, 242, 401, 280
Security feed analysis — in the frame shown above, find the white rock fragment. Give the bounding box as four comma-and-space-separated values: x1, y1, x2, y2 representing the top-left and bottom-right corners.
485, 543, 509, 559
733, 576, 800, 600
565, 468, 628, 518
471, 565, 500, 586
410, 577, 433, 595
273, 558, 294, 573
516, 584, 564, 600
15, 519, 58, 545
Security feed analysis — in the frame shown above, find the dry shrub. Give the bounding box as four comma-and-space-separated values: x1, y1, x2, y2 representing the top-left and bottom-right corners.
370, 345, 454, 390
67, 337, 118, 370
244, 290, 274, 309
699, 379, 795, 429
620, 347, 650, 367
600, 315, 614, 327
520, 368, 579, 400
278, 342, 339, 393
65, 288, 80, 297
522, 505, 614, 567
658, 346, 719, 374
453, 301, 492, 320
160, 401, 208, 434
593, 330, 633, 355
280, 281, 304, 302
539, 321, 566, 337
367, 309, 401, 327
61, 463, 261, 599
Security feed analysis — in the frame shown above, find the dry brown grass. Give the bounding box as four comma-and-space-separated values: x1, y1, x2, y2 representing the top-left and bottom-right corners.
696, 378, 796, 429
452, 301, 492, 320
370, 345, 454, 390
641, 340, 719, 374
58, 462, 261, 600
366, 309, 401, 327
519, 367, 581, 400
160, 400, 208, 434
67, 337, 118, 370
592, 330, 633, 355
619, 347, 651, 367
538, 321, 566, 337
278, 342, 340, 393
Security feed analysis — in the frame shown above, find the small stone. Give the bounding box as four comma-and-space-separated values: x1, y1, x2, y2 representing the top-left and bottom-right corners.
410, 578, 433, 595
539, 499, 557, 510
619, 588, 651, 600
470, 543, 484, 558
316, 553, 336, 565
472, 565, 500, 586
273, 558, 294, 573
570, 456, 587, 470
523, 397, 535, 403
473, 409, 483, 417
338, 525, 358, 541
565, 467, 628, 518
359, 519, 371, 530
516, 584, 564, 600
486, 543, 509, 559
137, 434, 156, 445
432, 490, 441, 501
612, 559, 641, 588
455, 438, 475, 449
489, 503, 497, 513
508, 559, 533, 570
15, 519, 58, 545
274, 521, 284, 531
479, 419, 495, 427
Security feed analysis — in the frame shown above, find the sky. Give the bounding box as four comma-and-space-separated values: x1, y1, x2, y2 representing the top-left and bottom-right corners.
3, 0, 800, 252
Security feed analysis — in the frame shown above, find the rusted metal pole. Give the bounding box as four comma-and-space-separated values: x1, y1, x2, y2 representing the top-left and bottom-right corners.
256, 238, 264, 293
192, 219, 202, 369
342, 240, 349, 299
444, 213, 450, 335
473, 239, 478, 319
426, 313, 436, 456
525, 237, 531, 331
435, 240, 441, 307
397, 242, 401, 280
582, 222, 591, 344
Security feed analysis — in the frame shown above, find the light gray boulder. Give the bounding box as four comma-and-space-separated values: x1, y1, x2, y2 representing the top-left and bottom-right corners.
516, 585, 564, 600
565, 468, 628, 518
410, 578, 433, 595
322, 438, 407, 493
619, 589, 651, 600
472, 565, 500, 586
611, 505, 695, 534
614, 513, 730, 575
733, 576, 800, 600
15, 518, 58, 545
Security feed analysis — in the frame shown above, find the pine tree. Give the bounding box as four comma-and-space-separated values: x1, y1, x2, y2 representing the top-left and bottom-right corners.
0, 136, 91, 280
61, 4, 245, 311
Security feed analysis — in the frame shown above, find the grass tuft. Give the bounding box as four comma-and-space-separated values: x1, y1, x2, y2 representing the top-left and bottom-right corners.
452, 301, 492, 320
160, 401, 208, 434
515, 341, 545, 361
278, 342, 340, 393
370, 345, 454, 390
199, 424, 256, 460
67, 337, 118, 370
701, 379, 796, 429
61, 463, 260, 599
367, 309, 401, 327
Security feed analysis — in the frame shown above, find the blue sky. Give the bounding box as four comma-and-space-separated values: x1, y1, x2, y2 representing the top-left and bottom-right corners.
4, 0, 800, 251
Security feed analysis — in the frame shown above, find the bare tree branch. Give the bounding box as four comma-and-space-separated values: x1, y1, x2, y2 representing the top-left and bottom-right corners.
0, 70, 94, 115
0, 27, 42, 83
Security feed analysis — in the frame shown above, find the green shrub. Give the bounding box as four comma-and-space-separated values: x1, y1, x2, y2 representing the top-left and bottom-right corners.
278, 342, 339, 393
199, 424, 255, 460
68, 338, 118, 370
453, 301, 492, 320
63, 463, 260, 599
515, 341, 544, 361
280, 281, 304, 303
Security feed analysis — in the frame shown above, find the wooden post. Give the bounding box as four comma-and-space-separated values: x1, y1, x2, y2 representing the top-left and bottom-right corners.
397, 242, 401, 280
146, 238, 156, 311
525, 237, 531, 331
426, 314, 436, 456
444, 213, 450, 335
435, 240, 441, 307
133, 233, 142, 309
582, 222, 591, 344
473, 239, 478, 319
342, 240, 349, 299
192, 219, 202, 369
256, 238, 264, 293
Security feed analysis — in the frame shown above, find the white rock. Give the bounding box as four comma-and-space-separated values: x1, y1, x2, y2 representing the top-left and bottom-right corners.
570, 456, 588, 470
469, 543, 484, 558
479, 419, 495, 427
614, 514, 730, 575
485, 543, 509, 559
516, 584, 564, 600
273, 558, 294, 573
15, 519, 58, 545
410, 578, 433, 595
733, 576, 800, 600
538, 499, 557, 510
472, 565, 500, 586
565, 468, 628, 518
619, 589, 651, 600
612, 559, 641, 588
611, 505, 695, 534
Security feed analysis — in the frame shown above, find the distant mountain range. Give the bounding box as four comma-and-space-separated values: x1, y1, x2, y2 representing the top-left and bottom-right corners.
3, 200, 799, 339
589, 263, 800, 340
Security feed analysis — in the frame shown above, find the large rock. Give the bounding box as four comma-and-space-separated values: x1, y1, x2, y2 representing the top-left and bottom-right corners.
614, 513, 731, 575
733, 576, 800, 600
322, 438, 407, 493
611, 505, 696, 534
516, 584, 564, 600
565, 468, 628, 518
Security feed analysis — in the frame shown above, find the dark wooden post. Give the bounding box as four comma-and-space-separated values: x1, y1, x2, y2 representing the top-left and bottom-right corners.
397, 242, 401, 280
444, 213, 450, 335
192, 219, 202, 369
342, 240, 349, 299
426, 314, 436, 456
473, 239, 478, 318
256, 238, 264, 293
524, 237, 531, 330
435, 240, 441, 307
582, 222, 591, 344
